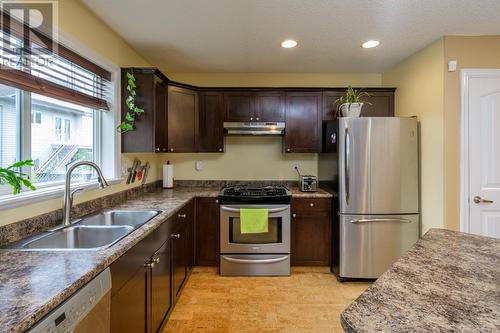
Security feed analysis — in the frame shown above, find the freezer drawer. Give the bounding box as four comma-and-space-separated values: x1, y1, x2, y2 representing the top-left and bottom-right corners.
340, 214, 419, 279
338, 117, 419, 214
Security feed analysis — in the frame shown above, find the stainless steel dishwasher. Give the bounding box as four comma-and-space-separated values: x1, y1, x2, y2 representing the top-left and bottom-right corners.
28, 268, 112, 333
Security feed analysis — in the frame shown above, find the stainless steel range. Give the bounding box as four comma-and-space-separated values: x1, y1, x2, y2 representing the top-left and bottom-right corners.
218, 185, 292, 276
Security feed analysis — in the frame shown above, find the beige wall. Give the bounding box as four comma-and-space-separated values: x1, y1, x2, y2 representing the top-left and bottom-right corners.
382, 39, 445, 233
0, 0, 157, 226
167, 73, 382, 87
443, 36, 500, 231
159, 136, 317, 180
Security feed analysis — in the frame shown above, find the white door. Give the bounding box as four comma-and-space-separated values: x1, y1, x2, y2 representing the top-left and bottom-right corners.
464, 70, 500, 238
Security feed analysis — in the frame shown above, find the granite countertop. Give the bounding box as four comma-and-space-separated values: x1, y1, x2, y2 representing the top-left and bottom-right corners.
341, 229, 500, 333
0, 185, 332, 332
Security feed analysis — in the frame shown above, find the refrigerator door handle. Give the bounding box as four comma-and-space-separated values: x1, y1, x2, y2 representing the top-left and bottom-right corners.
345, 127, 350, 205
351, 218, 413, 224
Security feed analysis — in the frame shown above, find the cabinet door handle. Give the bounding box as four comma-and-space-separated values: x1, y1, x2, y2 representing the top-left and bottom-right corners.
178, 213, 187, 218
144, 261, 155, 268
152, 257, 160, 264
215, 199, 219, 204
250, 117, 254, 121
256, 117, 260, 121
292, 213, 297, 218
155, 147, 160, 152
169, 148, 174, 152
161, 148, 167, 152
171, 233, 181, 239
286, 148, 291, 152
309, 203, 314, 207
218, 148, 223, 152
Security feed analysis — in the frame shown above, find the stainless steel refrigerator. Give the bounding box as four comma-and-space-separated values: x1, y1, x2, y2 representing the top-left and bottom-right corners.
322, 117, 420, 279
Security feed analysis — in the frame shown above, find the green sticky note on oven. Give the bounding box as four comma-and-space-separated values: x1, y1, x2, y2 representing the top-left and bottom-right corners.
240, 208, 269, 234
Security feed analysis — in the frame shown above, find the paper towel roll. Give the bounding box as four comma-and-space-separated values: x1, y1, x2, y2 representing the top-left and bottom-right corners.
162, 163, 174, 189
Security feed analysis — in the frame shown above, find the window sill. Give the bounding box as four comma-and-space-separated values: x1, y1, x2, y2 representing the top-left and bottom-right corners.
0, 178, 123, 211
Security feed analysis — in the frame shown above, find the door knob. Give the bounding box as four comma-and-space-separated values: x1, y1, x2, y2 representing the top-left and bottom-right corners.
473, 196, 494, 204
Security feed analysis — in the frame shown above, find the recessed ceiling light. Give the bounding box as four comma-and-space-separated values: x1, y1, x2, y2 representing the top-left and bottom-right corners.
281, 40, 298, 48
361, 40, 380, 49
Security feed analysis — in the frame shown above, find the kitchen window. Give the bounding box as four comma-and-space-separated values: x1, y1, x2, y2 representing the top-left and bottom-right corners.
0, 12, 120, 205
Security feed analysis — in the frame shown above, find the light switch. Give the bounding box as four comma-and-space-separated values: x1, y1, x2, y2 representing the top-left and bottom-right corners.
195, 161, 203, 171
447, 60, 457, 72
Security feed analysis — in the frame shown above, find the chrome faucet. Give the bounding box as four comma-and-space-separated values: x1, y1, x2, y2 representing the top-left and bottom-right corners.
62, 161, 109, 226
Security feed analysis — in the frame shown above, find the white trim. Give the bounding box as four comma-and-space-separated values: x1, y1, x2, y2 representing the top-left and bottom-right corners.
459, 69, 500, 233
0, 29, 123, 209
0, 178, 123, 210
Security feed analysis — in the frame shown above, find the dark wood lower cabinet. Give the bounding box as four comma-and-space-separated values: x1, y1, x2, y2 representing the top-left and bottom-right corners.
110, 268, 147, 333
172, 219, 189, 299
110, 200, 194, 333
149, 241, 172, 333
194, 197, 220, 266
291, 198, 332, 266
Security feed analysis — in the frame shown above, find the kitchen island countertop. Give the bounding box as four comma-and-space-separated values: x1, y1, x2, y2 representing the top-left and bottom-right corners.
341, 228, 500, 333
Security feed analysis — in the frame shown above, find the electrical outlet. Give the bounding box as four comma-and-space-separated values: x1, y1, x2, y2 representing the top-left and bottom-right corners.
292, 162, 300, 171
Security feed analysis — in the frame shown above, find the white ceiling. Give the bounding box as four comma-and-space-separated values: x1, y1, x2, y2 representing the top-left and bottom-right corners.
81, 0, 500, 73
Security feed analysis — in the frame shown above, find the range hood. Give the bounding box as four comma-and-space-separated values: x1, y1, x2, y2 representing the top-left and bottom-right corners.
224, 122, 285, 136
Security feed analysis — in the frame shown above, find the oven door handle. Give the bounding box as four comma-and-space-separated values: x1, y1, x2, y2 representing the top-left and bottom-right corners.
220, 206, 289, 213
221, 255, 289, 264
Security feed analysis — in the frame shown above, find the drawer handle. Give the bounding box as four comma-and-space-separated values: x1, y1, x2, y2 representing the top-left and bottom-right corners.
171, 233, 181, 239
309, 203, 314, 207
178, 213, 187, 218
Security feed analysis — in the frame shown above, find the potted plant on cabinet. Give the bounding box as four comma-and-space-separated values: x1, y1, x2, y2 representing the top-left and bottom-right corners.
335, 86, 371, 117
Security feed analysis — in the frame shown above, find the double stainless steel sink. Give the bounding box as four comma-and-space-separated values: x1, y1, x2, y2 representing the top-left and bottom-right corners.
5, 210, 161, 251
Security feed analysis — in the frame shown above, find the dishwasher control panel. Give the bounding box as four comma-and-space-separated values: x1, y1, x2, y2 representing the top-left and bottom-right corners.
27, 268, 111, 333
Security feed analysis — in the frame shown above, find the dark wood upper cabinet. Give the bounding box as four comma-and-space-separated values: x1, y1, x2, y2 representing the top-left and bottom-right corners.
198, 92, 225, 152
224, 92, 255, 121
194, 197, 220, 266
322, 88, 395, 120
284, 92, 322, 153
121, 68, 168, 153
224, 91, 285, 122
291, 198, 332, 266
167, 85, 198, 153
255, 92, 285, 121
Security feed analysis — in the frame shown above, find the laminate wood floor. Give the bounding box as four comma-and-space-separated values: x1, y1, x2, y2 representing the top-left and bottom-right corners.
163, 267, 371, 333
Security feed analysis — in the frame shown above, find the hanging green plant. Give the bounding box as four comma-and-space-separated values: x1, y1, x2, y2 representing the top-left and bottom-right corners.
0, 160, 36, 195
117, 72, 145, 133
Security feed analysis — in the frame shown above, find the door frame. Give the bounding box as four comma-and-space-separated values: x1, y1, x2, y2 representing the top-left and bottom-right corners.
460, 69, 500, 232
